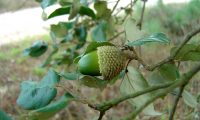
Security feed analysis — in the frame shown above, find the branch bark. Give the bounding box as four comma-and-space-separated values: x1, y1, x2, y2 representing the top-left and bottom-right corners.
123, 62, 200, 120
129, 25, 200, 71
168, 85, 186, 120
88, 82, 173, 112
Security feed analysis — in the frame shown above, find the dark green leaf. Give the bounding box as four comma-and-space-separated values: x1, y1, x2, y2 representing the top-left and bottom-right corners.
29, 93, 74, 120
171, 44, 200, 61
60, 72, 79, 80
94, 1, 111, 20
79, 6, 96, 19
48, 6, 71, 19
91, 21, 107, 41
40, 0, 57, 9
17, 69, 60, 110
158, 63, 180, 81
23, 41, 48, 57
83, 41, 114, 56
73, 55, 82, 63
75, 25, 87, 42
182, 90, 198, 108
120, 66, 161, 115
127, 33, 171, 46
0, 109, 12, 120
80, 75, 108, 90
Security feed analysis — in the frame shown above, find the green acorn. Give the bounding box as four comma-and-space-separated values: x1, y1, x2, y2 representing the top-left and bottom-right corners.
78, 46, 128, 80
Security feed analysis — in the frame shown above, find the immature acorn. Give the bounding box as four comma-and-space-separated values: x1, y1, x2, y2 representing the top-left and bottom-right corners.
78, 46, 129, 80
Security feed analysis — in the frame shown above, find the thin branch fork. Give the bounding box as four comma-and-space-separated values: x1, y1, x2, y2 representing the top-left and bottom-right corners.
169, 84, 186, 120
123, 62, 200, 120
89, 82, 173, 112
128, 25, 200, 71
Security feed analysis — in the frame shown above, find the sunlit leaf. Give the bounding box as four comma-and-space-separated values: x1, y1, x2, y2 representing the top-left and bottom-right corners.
124, 17, 144, 41
17, 69, 60, 110
183, 90, 198, 108
23, 41, 48, 57
127, 33, 170, 46
94, 1, 111, 20
120, 66, 161, 116
68, 0, 81, 20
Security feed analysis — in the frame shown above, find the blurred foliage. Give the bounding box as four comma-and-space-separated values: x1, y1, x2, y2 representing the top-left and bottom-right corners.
1, 0, 200, 120
144, 0, 200, 38
0, 0, 39, 13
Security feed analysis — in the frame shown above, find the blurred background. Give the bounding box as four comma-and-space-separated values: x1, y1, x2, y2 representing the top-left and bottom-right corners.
0, 0, 200, 120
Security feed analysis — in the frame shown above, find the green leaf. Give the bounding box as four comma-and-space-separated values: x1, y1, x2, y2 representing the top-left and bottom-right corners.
158, 63, 180, 81
60, 72, 79, 80
17, 69, 60, 110
94, 1, 111, 20
80, 75, 108, 90
182, 90, 198, 108
40, 47, 58, 67
48, 6, 95, 20
120, 67, 161, 116
29, 93, 74, 120
127, 33, 171, 46
75, 25, 87, 45
23, 41, 48, 57
148, 64, 179, 87
68, 0, 81, 20
39, 0, 57, 9
79, 6, 96, 19
0, 109, 12, 120
59, 0, 72, 6
171, 44, 200, 61
83, 41, 114, 56
124, 17, 144, 41
50, 22, 74, 40
48, 6, 71, 19
91, 21, 107, 41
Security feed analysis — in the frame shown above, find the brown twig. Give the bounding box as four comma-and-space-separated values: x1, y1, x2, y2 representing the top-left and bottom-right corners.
169, 84, 186, 120
123, 62, 200, 120
108, 30, 125, 41
128, 25, 200, 71
111, 0, 121, 14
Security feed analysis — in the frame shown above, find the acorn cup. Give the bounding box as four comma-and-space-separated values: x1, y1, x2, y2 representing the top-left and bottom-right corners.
78, 46, 129, 80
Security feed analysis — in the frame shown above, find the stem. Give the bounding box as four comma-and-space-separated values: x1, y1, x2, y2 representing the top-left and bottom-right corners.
131, 25, 200, 71
123, 62, 200, 120
111, 0, 121, 14
98, 111, 105, 120
137, 0, 146, 30
168, 85, 186, 120
171, 26, 200, 58
90, 82, 173, 111
108, 31, 125, 41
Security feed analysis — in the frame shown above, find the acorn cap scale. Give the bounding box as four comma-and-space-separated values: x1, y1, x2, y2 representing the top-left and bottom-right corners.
97, 46, 127, 80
